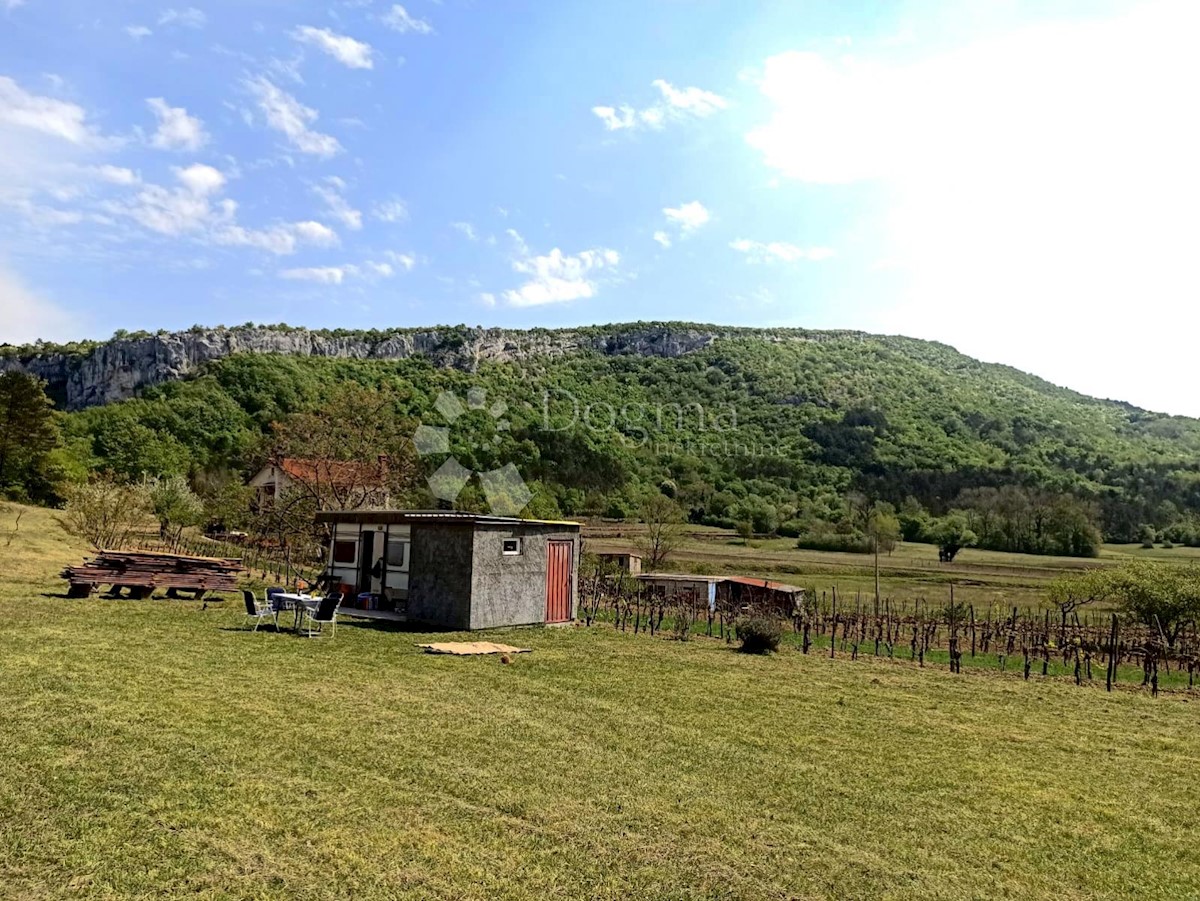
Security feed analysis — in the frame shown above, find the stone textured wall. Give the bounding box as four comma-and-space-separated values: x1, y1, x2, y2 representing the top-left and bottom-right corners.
407, 523, 475, 630
0, 322, 756, 410
469, 524, 579, 630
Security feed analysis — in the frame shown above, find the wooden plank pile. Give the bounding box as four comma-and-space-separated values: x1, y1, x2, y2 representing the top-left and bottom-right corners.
62, 550, 243, 599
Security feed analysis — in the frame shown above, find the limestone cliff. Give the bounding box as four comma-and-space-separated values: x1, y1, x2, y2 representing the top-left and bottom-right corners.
0, 323, 841, 410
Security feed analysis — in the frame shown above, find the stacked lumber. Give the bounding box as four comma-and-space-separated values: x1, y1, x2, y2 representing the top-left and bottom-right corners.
62, 550, 243, 598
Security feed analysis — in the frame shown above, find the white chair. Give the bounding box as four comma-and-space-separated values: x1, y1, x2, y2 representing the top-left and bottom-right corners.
243, 589, 278, 632
300, 594, 342, 638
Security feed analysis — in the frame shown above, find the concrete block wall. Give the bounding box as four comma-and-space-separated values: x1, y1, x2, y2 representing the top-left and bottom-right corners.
407, 523, 474, 629
469, 525, 579, 630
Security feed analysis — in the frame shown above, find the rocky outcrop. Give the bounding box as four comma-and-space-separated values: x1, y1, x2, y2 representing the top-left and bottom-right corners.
0, 323, 767, 410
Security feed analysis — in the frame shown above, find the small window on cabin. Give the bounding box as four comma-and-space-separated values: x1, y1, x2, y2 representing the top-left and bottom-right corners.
332, 540, 356, 564
386, 539, 408, 568
502, 538, 523, 556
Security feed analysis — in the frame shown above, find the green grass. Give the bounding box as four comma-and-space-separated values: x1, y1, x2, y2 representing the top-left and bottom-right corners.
587, 524, 1200, 611
3, 505, 1200, 898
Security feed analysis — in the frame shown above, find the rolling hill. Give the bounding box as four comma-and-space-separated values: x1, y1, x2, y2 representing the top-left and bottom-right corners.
6, 322, 1200, 546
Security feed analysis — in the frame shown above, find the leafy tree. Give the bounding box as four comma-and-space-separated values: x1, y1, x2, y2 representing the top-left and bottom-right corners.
57, 477, 152, 550
144, 474, 204, 543
933, 512, 977, 562
866, 504, 901, 555
1109, 561, 1200, 648
0, 372, 60, 501
1048, 568, 1114, 641
865, 504, 901, 601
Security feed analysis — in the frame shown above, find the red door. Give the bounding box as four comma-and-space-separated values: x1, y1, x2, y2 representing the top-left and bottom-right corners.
545, 539, 573, 623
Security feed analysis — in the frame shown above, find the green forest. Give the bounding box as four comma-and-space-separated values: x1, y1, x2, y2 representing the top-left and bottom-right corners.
6, 327, 1200, 557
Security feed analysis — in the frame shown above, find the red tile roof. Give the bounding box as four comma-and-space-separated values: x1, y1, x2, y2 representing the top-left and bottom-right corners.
278, 457, 381, 486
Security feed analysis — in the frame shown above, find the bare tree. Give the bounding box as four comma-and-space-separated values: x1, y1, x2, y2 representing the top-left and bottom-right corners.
636, 494, 685, 571
253, 384, 424, 584
266, 383, 422, 513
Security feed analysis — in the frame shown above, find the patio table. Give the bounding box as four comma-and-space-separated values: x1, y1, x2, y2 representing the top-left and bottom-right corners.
273, 593, 319, 632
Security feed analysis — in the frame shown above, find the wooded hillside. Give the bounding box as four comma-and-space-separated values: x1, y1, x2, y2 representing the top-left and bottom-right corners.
26, 325, 1200, 552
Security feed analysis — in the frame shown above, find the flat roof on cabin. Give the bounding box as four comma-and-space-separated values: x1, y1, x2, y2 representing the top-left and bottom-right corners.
314, 509, 580, 528
637, 573, 804, 592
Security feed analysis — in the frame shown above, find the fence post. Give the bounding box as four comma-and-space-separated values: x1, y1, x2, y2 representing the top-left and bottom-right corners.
1106, 613, 1119, 692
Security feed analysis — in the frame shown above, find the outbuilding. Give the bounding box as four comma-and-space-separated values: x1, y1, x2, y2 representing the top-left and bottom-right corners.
596, 551, 642, 574
315, 510, 580, 630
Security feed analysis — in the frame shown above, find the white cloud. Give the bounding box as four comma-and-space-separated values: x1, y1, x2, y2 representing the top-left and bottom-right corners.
312, 177, 362, 230
245, 77, 342, 158
292, 220, 339, 246
175, 163, 224, 195
123, 165, 231, 236
14, 201, 84, 227
662, 201, 710, 235
3, 0, 27, 11
92, 165, 139, 185
214, 225, 307, 255
651, 79, 727, 117
0, 76, 92, 144
593, 79, 727, 131
158, 7, 206, 28
382, 5, 433, 35
125, 25, 152, 40
451, 221, 477, 241
111, 165, 338, 256
146, 97, 208, 151
279, 260, 395, 284
748, 0, 1200, 415
729, 238, 834, 263
501, 231, 620, 307
0, 265, 78, 345
384, 250, 416, 271
478, 292, 496, 307
373, 198, 408, 223
292, 26, 375, 70
652, 230, 671, 248
281, 266, 346, 285
592, 105, 636, 131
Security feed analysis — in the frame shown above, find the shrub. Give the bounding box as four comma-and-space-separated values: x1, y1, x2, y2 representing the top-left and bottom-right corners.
776, 519, 805, 538
795, 530, 872, 554
57, 477, 152, 550
737, 616, 783, 654
671, 600, 695, 641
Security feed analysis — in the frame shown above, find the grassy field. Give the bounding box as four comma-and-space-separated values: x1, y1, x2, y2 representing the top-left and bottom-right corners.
4, 503, 1200, 899
585, 523, 1200, 610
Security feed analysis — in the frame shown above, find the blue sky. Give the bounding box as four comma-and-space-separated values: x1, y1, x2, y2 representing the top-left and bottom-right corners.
2, 1, 1199, 414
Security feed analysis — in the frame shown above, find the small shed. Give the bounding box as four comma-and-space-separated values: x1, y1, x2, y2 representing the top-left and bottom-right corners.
718, 576, 806, 618
315, 510, 580, 630
636, 573, 723, 609
635, 573, 806, 616
596, 551, 642, 575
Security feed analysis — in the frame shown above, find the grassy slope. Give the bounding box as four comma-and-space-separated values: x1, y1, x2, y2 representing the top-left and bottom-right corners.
3, 504, 1200, 900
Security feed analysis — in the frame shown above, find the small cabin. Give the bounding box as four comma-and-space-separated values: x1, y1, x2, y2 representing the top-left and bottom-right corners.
596, 551, 642, 575
315, 510, 581, 630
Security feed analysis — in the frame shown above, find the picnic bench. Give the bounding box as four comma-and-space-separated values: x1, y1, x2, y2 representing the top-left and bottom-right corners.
62, 550, 243, 599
